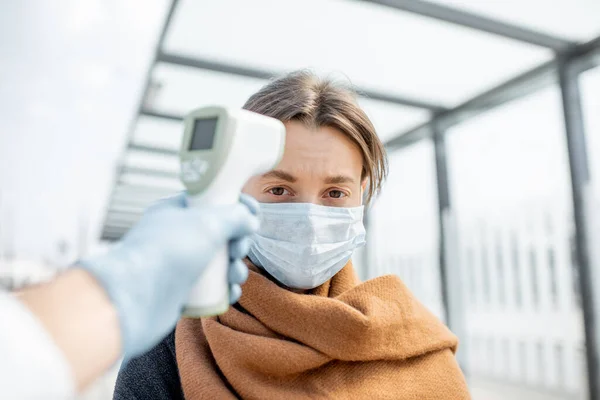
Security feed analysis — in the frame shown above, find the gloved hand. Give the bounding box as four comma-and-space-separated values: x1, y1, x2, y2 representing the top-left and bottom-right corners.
78, 193, 259, 359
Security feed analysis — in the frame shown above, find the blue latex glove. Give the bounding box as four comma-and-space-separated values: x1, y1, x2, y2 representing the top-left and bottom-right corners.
79, 193, 259, 359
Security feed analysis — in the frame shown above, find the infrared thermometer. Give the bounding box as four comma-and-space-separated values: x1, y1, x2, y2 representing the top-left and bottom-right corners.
179, 106, 286, 317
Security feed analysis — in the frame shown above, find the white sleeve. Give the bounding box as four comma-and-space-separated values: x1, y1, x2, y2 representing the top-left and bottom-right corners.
0, 291, 76, 400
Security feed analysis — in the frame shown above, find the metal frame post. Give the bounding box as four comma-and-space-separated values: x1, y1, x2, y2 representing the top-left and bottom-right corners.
432, 120, 469, 374
559, 57, 599, 400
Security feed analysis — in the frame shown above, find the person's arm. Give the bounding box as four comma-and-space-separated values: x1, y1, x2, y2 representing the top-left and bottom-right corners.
2, 193, 258, 398
18, 268, 121, 392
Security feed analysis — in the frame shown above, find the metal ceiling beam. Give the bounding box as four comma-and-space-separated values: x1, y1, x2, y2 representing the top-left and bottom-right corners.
111, 194, 168, 206
101, 229, 128, 242
114, 183, 175, 193
385, 59, 556, 149
109, 204, 145, 214
360, 0, 574, 51
108, 197, 157, 208
121, 166, 179, 179
103, 224, 128, 232
102, 228, 128, 236
109, 200, 157, 211
107, 205, 149, 217
106, 210, 142, 220
106, 205, 150, 218
102, 224, 132, 232
385, 35, 600, 151
101, 234, 123, 241
439, 60, 556, 126
128, 143, 178, 156
102, 229, 127, 236
568, 35, 600, 74
117, 182, 182, 195
156, 51, 448, 111
577, 35, 600, 56
119, 174, 180, 187
113, 189, 174, 202
99, 0, 181, 241
105, 222, 139, 229
384, 121, 431, 150
158, 51, 273, 80
104, 223, 136, 232
139, 108, 184, 122
110, 189, 165, 200
104, 217, 140, 227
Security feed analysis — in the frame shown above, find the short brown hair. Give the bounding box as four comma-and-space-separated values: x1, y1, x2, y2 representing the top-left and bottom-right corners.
243, 70, 388, 203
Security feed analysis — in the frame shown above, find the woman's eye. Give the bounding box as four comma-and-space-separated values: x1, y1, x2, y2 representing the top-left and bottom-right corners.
269, 187, 288, 196
328, 190, 346, 199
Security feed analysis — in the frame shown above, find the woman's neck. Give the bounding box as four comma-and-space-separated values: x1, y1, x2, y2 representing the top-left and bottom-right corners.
249, 260, 310, 294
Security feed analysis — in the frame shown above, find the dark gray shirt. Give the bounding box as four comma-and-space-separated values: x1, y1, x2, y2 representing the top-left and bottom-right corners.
113, 331, 184, 400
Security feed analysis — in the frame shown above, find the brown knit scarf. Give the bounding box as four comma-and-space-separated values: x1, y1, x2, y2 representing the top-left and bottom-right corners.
175, 262, 470, 399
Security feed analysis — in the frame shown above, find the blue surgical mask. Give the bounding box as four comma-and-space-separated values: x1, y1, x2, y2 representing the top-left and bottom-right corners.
248, 202, 366, 289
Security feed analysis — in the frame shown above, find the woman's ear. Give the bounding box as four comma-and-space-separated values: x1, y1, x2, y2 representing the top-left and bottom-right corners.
361, 179, 368, 192
360, 179, 369, 205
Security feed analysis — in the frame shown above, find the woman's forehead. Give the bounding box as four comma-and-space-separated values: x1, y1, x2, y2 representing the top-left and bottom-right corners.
277, 121, 363, 180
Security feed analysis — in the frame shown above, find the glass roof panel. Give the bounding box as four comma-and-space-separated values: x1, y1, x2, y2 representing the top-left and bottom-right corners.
148, 63, 430, 141
132, 116, 183, 151
372, 140, 439, 229
164, 0, 551, 106
447, 85, 571, 213
148, 63, 266, 115
358, 98, 430, 142
427, 0, 600, 42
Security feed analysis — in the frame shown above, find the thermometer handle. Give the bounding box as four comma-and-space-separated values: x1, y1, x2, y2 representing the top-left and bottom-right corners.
182, 192, 236, 318
182, 247, 230, 318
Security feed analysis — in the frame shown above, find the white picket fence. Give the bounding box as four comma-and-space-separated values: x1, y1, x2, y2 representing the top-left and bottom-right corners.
365, 196, 589, 398
458, 199, 586, 397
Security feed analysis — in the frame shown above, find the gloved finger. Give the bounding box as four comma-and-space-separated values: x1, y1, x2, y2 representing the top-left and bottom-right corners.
229, 236, 252, 260
228, 258, 249, 285
146, 192, 186, 213
239, 193, 260, 215
220, 202, 260, 238
229, 284, 243, 304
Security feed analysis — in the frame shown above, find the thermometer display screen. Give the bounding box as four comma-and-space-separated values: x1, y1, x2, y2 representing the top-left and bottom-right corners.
189, 117, 218, 150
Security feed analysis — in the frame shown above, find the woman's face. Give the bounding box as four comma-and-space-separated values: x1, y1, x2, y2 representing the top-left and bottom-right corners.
242, 120, 365, 207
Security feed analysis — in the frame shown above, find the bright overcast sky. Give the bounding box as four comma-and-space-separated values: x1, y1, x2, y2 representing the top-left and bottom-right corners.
0, 0, 169, 263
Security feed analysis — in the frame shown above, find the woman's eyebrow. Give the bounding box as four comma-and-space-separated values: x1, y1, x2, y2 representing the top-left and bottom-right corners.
261, 170, 297, 182
324, 175, 356, 184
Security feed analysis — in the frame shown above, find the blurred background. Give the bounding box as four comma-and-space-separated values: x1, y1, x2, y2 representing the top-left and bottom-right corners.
1, 0, 600, 399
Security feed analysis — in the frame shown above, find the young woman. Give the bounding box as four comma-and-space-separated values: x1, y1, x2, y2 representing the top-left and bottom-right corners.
114, 71, 470, 400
